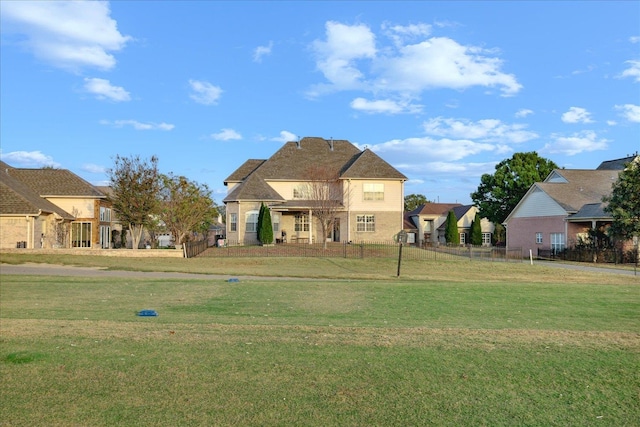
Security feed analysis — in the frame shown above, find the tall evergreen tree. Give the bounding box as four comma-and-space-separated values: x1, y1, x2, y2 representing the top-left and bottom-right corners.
257, 203, 274, 244
470, 212, 483, 246
444, 210, 459, 245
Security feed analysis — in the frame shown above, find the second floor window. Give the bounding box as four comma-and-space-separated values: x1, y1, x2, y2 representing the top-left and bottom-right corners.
99, 207, 111, 222
363, 183, 384, 201
293, 184, 311, 199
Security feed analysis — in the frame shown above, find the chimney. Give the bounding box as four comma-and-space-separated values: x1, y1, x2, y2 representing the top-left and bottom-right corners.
329, 137, 334, 151
296, 136, 301, 149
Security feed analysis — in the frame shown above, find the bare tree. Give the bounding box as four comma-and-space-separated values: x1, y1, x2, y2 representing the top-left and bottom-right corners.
306, 165, 343, 249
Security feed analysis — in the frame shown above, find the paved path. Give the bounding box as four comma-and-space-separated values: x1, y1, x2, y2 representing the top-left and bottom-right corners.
531, 261, 638, 277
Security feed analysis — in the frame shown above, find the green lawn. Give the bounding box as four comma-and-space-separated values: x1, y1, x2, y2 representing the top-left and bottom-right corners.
1, 254, 638, 426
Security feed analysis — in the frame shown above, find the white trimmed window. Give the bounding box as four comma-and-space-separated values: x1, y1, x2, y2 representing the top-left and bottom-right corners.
535, 232, 543, 244
363, 183, 384, 201
245, 210, 259, 232
460, 232, 466, 245
550, 233, 565, 253
482, 233, 492, 246
229, 213, 237, 232
356, 215, 375, 232
272, 213, 280, 232
295, 214, 309, 232
99, 207, 111, 222
71, 222, 92, 248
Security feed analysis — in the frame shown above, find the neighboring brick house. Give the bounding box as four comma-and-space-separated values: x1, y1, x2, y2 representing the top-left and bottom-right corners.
406, 203, 494, 247
223, 137, 407, 244
503, 154, 639, 257
0, 161, 112, 249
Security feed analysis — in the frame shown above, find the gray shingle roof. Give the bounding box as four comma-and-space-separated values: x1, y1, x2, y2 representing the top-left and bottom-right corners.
596, 155, 639, 170
538, 169, 619, 212
0, 164, 74, 218
223, 137, 407, 202
567, 202, 610, 221
408, 203, 462, 216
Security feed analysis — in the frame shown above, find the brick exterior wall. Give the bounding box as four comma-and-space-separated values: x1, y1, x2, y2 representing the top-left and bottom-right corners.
506, 216, 566, 257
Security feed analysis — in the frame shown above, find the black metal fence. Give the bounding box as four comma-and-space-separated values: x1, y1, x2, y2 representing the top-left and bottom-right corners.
538, 247, 639, 265
196, 240, 523, 262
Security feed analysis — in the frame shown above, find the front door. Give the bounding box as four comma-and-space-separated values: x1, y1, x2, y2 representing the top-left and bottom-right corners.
332, 218, 340, 242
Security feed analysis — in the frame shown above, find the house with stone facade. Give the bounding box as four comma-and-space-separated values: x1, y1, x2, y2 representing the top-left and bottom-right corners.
223, 137, 407, 244
0, 161, 112, 249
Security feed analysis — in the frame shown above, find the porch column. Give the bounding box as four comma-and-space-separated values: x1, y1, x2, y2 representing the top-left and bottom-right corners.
308, 209, 313, 244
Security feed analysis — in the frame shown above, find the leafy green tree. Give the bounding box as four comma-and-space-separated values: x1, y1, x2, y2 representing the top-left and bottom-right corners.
470, 212, 483, 246
493, 223, 505, 246
471, 152, 558, 224
108, 155, 160, 250
257, 202, 274, 244
404, 193, 429, 212
158, 174, 217, 245
604, 159, 640, 241
444, 210, 459, 245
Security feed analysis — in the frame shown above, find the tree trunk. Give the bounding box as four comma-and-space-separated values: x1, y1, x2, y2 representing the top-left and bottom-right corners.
130, 224, 145, 250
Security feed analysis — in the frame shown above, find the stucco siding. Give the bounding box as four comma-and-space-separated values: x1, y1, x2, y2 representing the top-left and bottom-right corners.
347, 180, 403, 212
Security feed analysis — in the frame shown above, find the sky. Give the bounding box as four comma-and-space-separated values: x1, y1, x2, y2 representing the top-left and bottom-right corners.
1, 1, 639, 205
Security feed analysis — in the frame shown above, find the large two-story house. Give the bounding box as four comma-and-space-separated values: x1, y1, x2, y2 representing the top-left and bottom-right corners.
0, 161, 112, 249
223, 137, 407, 244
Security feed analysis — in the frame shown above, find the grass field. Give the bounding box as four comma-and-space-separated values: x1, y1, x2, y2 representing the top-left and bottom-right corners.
1, 254, 639, 426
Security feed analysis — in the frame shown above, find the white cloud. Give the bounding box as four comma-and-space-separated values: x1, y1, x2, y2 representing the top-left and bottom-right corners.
382, 22, 432, 47
607, 120, 618, 126
615, 103, 640, 122
1, 1, 130, 71
309, 21, 521, 99
542, 131, 609, 156
620, 59, 640, 82
81, 163, 106, 174
381, 37, 521, 96
211, 128, 242, 141
271, 131, 297, 143
630, 36, 640, 44
561, 107, 594, 124
189, 79, 222, 105
253, 41, 273, 62
350, 97, 422, 114
515, 109, 533, 118
0, 150, 61, 168
101, 119, 174, 131
422, 117, 538, 143
370, 136, 497, 162
83, 77, 130, 101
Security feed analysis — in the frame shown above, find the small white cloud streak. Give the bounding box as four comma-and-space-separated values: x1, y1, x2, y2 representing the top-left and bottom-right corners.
561, 107, 594, 124
542, 131, 609, 156
620, 59, 640, 83
81, 163, 106, 174
101, 119, 174, 131
270, 131, 297, 143
615, 104, 640, 122
253, 41, 273, 62
84, 77, 130, 102
211, 128, 242, 141
1, 1, 130, 71
189, 79, 222, 105
515, 109, 534, 118
423, 117, 538, 143
1, 150, 61, 168
350, 97, 423, 114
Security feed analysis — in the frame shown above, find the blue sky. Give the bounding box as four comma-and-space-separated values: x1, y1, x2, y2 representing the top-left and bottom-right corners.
1, 1, 638, 205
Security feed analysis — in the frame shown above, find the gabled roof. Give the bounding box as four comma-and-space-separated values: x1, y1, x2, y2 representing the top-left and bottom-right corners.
596, 154, 639, 170
537, 169, 619, 212
224, 159, 266, 184
224, 137, 407, 203
4, 163, 106, 198
223, 172, 285, 202
408, 203, 462, 216
0, 164, 74, 218
436, 205, 476, 230
341, 149, 408, 180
